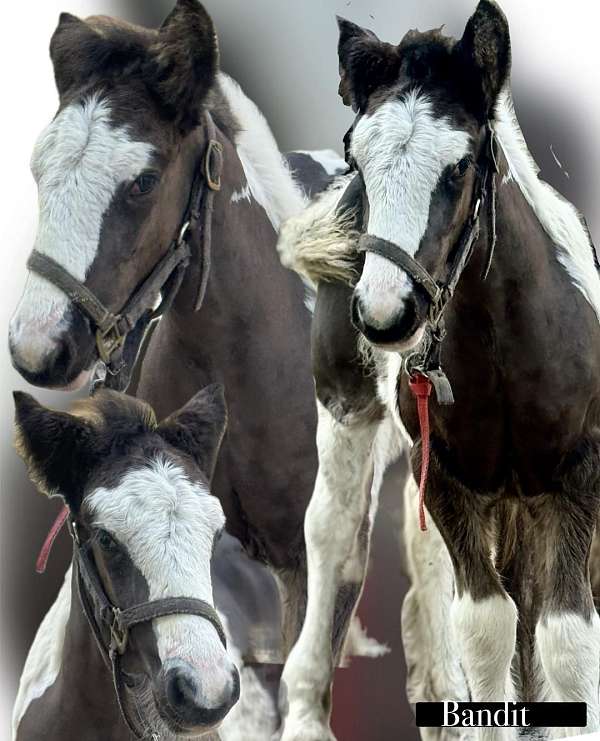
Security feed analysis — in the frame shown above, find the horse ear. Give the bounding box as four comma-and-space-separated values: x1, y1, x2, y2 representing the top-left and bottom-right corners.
337, 16, 400, 112
455, 0, 511, 120
158, 384, 227, 481
13, 392, 96, 509
49, 13, 104, 98
147, 0, 219, 131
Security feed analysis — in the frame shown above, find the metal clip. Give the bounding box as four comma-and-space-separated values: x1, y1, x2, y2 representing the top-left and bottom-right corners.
205, 139, 223, 192
426, 368, 455, 405
68, 518, 80, 546
177, 221, 191, 247
111, 608, 129, 655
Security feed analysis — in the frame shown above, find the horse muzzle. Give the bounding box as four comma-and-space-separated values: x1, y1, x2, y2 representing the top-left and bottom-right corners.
351, 256, 430, 352
155, 658, 240, 735
9, 305, 97, 390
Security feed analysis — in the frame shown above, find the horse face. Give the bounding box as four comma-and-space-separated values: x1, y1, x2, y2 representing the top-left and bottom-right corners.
338, 1, 511, 351
14, 384, 239, 737
9, 1, 218, 389
85, 460, 239, 737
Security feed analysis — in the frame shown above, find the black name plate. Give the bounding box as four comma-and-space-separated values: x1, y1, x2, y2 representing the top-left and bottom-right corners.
416, 702, 587, 728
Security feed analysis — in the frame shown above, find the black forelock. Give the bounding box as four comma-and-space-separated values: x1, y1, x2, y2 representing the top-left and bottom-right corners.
397, 28, 456, 84
373, 26, 494, 123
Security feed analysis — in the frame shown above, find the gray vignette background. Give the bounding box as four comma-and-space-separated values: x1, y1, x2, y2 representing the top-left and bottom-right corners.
1, 0, 599, 738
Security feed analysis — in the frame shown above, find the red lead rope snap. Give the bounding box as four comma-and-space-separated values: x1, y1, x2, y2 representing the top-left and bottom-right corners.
409, 373, 433, 532
36, 504, 70, 574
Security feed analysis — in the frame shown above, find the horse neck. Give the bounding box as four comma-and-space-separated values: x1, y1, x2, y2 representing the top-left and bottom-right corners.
51, 566, 121, 730
170, 118, 309, 354
456, 150, 565, 322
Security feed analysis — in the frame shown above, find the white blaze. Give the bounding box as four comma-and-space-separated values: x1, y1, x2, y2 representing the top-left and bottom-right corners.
9, 96, 154, 372
351, 90, 470, 330
87, 457, 232, 707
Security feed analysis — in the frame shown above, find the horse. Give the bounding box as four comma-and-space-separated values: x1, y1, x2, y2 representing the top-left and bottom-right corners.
12, 385, 285, 740
6, 0, 353, 708
277, 1, 600, 739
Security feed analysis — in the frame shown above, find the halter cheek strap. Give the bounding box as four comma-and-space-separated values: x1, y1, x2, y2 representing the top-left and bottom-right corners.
70, 519, 226, 740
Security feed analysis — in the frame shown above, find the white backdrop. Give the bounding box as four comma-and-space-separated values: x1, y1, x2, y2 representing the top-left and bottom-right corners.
1, 0, 599, 733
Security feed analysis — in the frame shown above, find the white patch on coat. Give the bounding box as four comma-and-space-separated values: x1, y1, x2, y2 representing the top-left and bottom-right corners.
13, 567, 72, 738
350, 90, 471, 329
536, 612, 600, 736
87, 457, 234, 708
9, 96, 154, 372
494, 91, 600, 323
294, 149, 347, 176
230, 184, 252, 205
218, 73, 306, 231
451, 592, 517, 731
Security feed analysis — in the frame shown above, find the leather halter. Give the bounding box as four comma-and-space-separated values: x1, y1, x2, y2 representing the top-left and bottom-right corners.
26, 110, 224, 392
346, 122, 499, 404
69, 518, 226, 740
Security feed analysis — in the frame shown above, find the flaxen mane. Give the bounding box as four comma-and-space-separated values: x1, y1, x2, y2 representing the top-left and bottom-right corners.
277, 174, 361, 286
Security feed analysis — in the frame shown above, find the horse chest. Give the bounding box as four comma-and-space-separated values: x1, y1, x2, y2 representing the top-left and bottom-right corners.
398, 343, 600, 495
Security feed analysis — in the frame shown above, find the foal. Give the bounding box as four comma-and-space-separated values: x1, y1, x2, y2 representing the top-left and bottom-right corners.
279, 2, 600, 740
12, 386, 277, 740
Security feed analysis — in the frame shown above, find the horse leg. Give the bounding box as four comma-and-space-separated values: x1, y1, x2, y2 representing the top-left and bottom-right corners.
279, 401, 380, 741
278, 561, 308, 658
426, 451, 518, 741
534, 446, 600, 738
401, 476, 469, 741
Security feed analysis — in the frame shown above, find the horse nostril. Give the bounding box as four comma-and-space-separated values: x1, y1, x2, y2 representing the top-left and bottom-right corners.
350, 293, 365, 332
229, 666, 241, 707
166, 668, 198, 713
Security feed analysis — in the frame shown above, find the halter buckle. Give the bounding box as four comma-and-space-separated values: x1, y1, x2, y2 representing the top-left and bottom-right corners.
205, 139, 223, 192
111, 608, 129, 655
96, 318, 126, 366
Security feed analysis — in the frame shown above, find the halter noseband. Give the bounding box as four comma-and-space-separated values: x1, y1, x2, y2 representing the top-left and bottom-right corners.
347, 122, 499, 404
26, 110, 224, 392
69, 518, 226, 740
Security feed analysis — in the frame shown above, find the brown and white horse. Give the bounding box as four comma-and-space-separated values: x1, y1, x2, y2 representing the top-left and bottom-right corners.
12, 386, 282, 740
278, 2, 600, 739
7, 0, 351, 713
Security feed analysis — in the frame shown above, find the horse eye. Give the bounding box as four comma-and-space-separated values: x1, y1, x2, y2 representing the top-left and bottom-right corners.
97, 529, 117, 552
452, 157, 472, 179
130, 172, 159, 197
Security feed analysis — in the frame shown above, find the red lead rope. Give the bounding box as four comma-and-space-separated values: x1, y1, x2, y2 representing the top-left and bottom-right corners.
36, 504, 69, 574
409, 373, 433, 532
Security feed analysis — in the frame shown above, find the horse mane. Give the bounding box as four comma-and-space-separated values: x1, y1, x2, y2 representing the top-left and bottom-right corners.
217, 73, 307, 231
277, 173, 361, 286
494, 90, 600, 320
